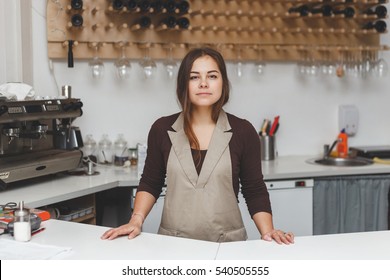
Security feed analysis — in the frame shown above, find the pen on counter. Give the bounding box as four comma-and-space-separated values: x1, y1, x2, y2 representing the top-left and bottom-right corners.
32, 227, 46, 236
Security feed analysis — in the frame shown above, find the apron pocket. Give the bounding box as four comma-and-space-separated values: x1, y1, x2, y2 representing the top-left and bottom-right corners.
218, 227, 248, 243
158, 225, 180, 237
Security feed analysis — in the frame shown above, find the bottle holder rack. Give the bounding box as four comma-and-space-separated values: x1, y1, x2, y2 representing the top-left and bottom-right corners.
47, 0, 389, 63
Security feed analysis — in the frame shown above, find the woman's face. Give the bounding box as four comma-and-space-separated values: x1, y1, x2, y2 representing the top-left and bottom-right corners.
188, 55, 223, 108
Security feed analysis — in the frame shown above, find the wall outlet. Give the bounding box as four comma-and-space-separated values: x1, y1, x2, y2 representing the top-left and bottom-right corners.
339, 105, 359, 136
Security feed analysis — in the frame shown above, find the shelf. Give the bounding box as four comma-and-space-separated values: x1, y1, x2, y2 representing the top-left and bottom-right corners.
46, 0, 388, 62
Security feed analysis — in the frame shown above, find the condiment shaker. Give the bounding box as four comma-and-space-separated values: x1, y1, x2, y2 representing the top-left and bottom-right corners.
13, 201, 31, 242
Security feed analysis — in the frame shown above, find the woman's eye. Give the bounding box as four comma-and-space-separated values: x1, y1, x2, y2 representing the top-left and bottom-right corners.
208, 74, 218, 79
190, 76, 199, 80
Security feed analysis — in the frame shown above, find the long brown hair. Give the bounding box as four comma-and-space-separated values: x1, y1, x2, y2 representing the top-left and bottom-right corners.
176, 47, 230, 151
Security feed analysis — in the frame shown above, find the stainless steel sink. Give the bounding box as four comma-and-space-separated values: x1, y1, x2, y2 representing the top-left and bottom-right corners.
307, 157, 373, 167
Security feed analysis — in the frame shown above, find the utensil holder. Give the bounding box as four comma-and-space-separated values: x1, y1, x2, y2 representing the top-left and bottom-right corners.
260, 135, 276, 161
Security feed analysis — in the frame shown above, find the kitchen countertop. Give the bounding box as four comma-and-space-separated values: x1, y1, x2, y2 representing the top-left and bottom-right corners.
1, 219, 390, 260
0, 155, 389, 208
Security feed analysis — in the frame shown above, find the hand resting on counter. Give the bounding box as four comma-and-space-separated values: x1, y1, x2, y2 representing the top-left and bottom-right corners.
262, 229, 294, 245
101, 213, 144, 240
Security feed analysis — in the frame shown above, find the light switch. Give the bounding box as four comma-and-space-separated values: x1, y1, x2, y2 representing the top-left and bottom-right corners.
339, 105, 359, 136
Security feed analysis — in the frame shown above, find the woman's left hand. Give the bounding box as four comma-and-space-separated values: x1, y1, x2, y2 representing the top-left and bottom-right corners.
262, 229, 294, 245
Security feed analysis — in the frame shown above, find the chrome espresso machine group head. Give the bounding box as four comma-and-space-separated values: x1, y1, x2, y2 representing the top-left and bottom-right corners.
0, 98, 84, 190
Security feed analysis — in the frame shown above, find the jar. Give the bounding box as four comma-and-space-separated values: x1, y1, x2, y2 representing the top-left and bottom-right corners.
82, 134, 97, 157
129, 147, 138, 166
13, 201, 31, 242
98, 134, 113, 164
114, 134, 129, 166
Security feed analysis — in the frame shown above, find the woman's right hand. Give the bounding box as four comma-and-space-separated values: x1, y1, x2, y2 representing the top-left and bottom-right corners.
100, 214, 143, 240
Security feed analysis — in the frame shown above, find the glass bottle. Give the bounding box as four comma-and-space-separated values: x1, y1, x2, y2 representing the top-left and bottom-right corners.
71, 0, 83, 10
70, 14, 83, 27
13, 201, 31, 242
177, 17, 190, 29
98, 134, 113, 164
176, 0, 190, 15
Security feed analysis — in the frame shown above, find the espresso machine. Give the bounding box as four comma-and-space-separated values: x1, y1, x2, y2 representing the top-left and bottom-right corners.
0, 98, 84, 190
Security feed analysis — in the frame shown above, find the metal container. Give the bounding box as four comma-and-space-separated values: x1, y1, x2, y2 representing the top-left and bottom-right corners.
260, 135, 276, 161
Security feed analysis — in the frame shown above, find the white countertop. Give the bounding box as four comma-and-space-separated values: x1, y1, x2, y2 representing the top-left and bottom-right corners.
217, 230, 390, 260
261, 155, 390, 180
1, 155, 389, 208
1, 219, 390, 260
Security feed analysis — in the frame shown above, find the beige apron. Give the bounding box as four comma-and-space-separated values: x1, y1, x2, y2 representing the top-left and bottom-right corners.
158, 111, 247, 242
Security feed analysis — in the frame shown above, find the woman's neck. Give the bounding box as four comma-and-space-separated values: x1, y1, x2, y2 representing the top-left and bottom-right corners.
191, 107, 214, 125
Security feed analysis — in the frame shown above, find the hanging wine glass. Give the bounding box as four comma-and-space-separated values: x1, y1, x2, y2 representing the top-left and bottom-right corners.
163, 47, 177, 79
114, 44, 131, 80
374, 58, 389, 78
236, 47, 243, 78
296, 49, 307, 77
254, 48, 266, 76
139, 46, 156, 79
359, 50, 372, 79
307, 48, 319, 76
372, 50, 388, 78
89, 44, 104, 79
321, 50, 335, 77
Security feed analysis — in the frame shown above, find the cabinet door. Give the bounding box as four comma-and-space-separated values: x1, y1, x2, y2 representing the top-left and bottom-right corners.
313, 175, 390, 235
239, 187, 313, 240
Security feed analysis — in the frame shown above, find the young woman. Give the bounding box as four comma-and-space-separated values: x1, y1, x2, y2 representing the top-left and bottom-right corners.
101, 47, 294, 244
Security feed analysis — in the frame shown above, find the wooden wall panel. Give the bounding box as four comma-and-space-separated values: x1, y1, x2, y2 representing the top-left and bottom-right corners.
47, 0, 388, 62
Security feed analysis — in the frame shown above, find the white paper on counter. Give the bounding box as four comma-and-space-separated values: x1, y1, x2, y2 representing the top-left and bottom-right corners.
0, 239, 72, 260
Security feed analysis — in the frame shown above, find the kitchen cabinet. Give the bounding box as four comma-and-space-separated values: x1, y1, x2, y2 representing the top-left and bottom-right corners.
46, 194, 96, 225
239, 179, 313, 239
313, 174, 390, 235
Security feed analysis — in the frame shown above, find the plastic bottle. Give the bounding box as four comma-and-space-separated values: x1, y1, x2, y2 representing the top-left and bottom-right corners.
13, 201, 31, 242
337, 129, 348, 158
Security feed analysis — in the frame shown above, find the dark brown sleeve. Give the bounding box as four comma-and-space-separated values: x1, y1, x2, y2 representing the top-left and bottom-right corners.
137, 119, 168, 200
137, 113, 179, 199
238, 119, 272, 217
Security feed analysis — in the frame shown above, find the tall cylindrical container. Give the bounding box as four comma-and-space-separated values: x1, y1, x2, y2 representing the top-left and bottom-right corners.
260, 136, 276, 161
337, 129, 348, 158
13, 201, 31, 242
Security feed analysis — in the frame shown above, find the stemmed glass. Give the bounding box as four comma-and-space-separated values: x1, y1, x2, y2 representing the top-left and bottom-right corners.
236, 48, 243, 78
320, 50, 335, 77
89, 44, 104, 79
372, 50, 388, 78
114, 44, 131, 80
163, 47, 177, 79
139, 46, 156, 79
254, 48, 266, 76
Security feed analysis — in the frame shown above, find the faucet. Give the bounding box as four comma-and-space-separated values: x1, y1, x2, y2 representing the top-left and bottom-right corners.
324, 139, 341, 158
